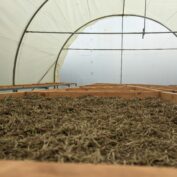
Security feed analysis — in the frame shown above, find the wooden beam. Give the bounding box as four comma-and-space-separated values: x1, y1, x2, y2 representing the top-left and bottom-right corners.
127, 85, 177, 92
0, 82, 77, 91
0, 90, 160, 100
160, 92, 177, 104
0, 84, 177, 104
0, 161, 177, 177
127, 85, 177, 104
0, 92, 26, 100
65, 87, 148, 92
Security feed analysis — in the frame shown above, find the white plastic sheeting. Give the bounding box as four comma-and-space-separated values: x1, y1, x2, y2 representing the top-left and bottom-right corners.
0, 0, 177, 85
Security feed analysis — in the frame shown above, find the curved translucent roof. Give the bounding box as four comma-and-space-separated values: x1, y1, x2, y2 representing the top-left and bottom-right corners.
0, 0, 177, 85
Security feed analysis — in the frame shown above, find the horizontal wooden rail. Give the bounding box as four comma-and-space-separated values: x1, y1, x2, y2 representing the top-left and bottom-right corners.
0, 82, 77, 92
160, 92, 177, 104
0, 90, 160, 100
33, 90, 160, 98
0, 84, 177, 104
0, 161, 177, 177
78, 87, 148, 91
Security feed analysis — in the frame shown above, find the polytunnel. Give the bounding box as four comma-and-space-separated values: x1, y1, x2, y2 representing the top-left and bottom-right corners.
0, 0, 177, 86
2, 1, 177, 176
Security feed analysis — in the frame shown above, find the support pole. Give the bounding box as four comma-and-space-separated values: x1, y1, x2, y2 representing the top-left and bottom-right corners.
142, 0, 147, 39
120, 0, 126, 84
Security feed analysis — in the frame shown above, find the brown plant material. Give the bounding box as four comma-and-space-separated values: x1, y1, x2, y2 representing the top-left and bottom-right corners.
0, 96, 177, 167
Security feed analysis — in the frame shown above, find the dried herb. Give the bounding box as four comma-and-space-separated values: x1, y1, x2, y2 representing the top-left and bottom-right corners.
0, 96, 177, 167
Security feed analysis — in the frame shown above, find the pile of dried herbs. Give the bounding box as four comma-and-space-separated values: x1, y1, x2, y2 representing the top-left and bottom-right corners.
0, 95, 177, 167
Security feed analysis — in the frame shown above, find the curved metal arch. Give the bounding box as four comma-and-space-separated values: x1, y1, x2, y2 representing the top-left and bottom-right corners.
53, 14, 177, 82
12, 0, 49, 85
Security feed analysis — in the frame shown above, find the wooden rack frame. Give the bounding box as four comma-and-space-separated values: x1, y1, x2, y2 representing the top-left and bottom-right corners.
0, 83, 177, 176
0, 84, 177, 104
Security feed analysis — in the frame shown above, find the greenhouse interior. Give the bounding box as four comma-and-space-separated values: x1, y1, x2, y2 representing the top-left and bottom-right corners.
0, 0, 177, 177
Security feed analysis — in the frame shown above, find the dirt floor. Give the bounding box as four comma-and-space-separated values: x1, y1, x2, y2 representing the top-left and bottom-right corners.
0, 95, 177, 167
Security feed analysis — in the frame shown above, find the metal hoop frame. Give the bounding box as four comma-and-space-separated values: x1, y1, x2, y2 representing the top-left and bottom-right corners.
12, 0, 177, 85
12, 0, 49, 85
53, 14, 177, 82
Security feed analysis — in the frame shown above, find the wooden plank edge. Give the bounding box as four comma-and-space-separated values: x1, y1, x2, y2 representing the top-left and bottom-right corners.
0, 90, 160, 100
0, 161, 177, 177
160, 92, 177, 104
